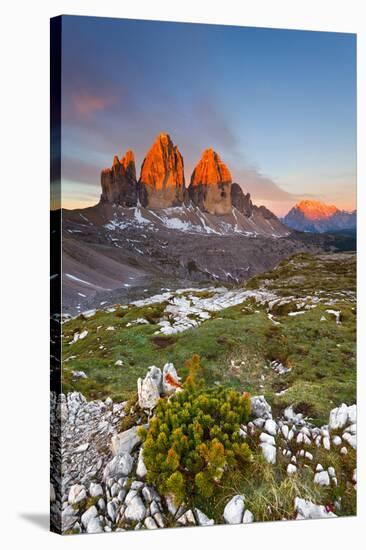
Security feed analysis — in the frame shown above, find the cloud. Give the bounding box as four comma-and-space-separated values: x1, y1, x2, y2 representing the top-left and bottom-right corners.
71, 91, 116, 119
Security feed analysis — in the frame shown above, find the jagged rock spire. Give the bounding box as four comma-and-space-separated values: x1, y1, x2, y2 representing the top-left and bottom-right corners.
138, 133, 186, 208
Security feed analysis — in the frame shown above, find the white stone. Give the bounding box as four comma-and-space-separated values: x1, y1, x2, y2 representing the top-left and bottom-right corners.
281, 425, 289, 439
124, 495, 146, 522
323, 436, 331, 450
138, 371, 161, 410
342, 432, 356, 449
68, 484, 86, 505
115, 360, 124, 367
87, 517, 103, 534
316, 463, 324, 472
332, 435, 342, 446
287, 464, 297, 476
259, 432, 276, 446
89, 483, 103, 498
305, 452, 313, 461
329, 404, 348, 430
195, 508, 214, 526
314, 471, 330, 486
352, 469, 357, 483
223, 495, 245, 524
328, 467, 336, 478
162, 363, 181, 394
136, 448, 147, 479
103, 453, 133, 480
144, 517, 158, 529
340, 446, 348, 455
81, 505, 97, 529
251, 395, 272, 419
111, 426, 142, 456
242, 510, 254, 523
260, 443, 276, 464
264, 418, 277, 436
295, 497, 337, 519
348, 404, 356, 424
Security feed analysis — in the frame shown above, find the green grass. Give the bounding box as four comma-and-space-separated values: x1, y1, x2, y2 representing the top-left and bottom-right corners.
61, 252, 356, 425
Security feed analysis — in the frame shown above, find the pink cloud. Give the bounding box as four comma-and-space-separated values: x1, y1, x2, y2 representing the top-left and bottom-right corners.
71, 91, 114, 119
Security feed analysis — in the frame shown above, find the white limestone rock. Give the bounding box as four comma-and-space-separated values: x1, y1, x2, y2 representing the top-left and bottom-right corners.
264, 418, 277, 436
195, 508, 214, 526
103, 453, 133, 480
68, 484, 86, 505
295, 497, 337, 519
111, 426, 142, 456
251, 396, 272, 419
260, 443, 276, 464
242, 510, 254, 524
124, 495, 146, 522
136, 448, 147, 479
89, 482, 103, 498
314, 471, 330, 486
223, 495, 245, 524
329, 404, 348, 431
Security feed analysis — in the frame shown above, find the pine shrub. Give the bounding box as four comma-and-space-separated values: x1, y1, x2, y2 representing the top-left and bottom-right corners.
138, 355, 252, 505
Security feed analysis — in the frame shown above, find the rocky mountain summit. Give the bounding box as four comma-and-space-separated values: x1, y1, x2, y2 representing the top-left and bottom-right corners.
189, 148, 232, 214
283, 200, 356, 233
99, 132, 284, 223
139, 133, 186, 208
51, 363, 356, 534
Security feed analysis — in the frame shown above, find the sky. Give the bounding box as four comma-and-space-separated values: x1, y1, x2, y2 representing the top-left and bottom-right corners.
57, 16, 356, 216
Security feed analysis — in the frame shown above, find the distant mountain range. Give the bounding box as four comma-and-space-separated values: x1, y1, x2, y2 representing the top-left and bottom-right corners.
282, 200, 356, 233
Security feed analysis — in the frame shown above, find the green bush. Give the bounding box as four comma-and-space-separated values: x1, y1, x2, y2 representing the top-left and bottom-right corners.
139, 356, 252, 505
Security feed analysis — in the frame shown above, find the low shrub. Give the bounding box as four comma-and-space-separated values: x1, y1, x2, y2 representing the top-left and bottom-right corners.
139, 355, 252, 505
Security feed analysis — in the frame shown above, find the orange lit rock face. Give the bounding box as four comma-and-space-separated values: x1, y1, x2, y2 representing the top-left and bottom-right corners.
101, 150, 137, 206
190, 148, 232, 187
189, 149, 232, 215
139, 133, 186, 208
296, 200, 338, 220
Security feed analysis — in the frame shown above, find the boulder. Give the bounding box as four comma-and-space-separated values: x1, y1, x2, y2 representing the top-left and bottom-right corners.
138, 368, 162, 410
195, 508, 214, 526
81, 505, 98, 529
162, 363, 182, 394
251, 395, 272, 420
111, 426, 142, 456
329, 403, 349, 430
136, 448, 147, 479
124, 495, 147, 522
103, 453, 133, 481
223, 495, 245, 524
314, 471, 330, 486
260, 443, 276, 464
295, 497, 336, 519
242, 510, 254, 523
68, 484, 86, 505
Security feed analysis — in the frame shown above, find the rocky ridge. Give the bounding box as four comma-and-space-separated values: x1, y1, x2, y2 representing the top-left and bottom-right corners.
51, 363, 357, 534
99, 132, 284, 224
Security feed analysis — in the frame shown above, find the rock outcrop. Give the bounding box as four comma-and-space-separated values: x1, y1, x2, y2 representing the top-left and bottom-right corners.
231, 183, 253, 217
188, 148, 232, 215
139, 133, 186, 208
101, 151, 137, 206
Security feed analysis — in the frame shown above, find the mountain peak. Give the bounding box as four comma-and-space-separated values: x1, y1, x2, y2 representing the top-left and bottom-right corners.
283, 199, 356, 233
139, 133, 185, 208
190, 149, 232, 186
295, 199, 338, 220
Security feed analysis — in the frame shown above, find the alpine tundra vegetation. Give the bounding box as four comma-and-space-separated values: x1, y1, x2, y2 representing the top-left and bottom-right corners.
52, 251, 356, 533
